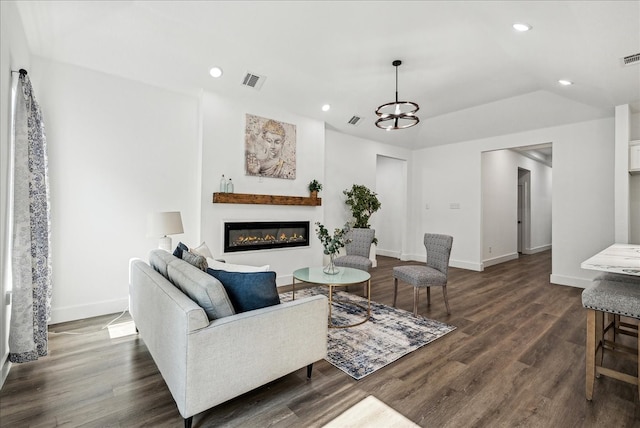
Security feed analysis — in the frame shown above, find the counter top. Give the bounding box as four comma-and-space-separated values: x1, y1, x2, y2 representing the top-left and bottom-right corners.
581, 243, 640, 276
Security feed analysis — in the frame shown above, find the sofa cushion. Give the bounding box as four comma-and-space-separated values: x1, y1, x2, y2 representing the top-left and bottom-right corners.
206, 258, 270, 272
167, 260, 235, 320
149, 249, 177, 279
207, 269, 280, 313
181, 250, 208, 271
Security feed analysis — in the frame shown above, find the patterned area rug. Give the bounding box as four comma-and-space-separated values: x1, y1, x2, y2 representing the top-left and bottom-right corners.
280, 287, 456, 380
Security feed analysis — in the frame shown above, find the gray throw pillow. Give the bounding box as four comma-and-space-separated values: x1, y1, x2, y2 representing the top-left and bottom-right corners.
167, 260, 235, 320
181, 250, 208, 271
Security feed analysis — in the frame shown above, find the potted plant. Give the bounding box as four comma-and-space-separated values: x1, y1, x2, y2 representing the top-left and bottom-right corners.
315, 221, 351, 274
343, 184, 381, 229
308, 179, 322, 198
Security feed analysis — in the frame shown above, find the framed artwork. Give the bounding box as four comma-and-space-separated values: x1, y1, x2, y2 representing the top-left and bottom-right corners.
245, 114, 296, 179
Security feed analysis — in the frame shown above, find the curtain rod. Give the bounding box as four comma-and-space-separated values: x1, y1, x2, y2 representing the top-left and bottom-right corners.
11, 69, 28, 76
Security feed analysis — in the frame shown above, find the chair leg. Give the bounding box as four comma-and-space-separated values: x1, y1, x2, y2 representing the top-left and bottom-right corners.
442, 285, 451, 315
426, 286, 431, 306
586, 309, 596, 400
392, 278, 398, 307
413, 287, 419, 317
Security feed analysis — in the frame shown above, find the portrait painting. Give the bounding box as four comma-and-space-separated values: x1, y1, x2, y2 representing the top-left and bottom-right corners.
245, 114, 296, 180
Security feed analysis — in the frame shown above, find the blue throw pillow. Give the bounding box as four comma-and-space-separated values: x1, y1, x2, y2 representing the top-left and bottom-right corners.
206, 269, 280, 313
173, 242, 189, 259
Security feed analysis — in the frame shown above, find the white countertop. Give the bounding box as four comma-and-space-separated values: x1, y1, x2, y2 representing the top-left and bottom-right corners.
581, 243, 640, 276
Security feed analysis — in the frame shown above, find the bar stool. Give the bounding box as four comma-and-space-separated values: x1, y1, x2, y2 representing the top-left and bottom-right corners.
595, 273, 640, 339
581, 278, 640, 400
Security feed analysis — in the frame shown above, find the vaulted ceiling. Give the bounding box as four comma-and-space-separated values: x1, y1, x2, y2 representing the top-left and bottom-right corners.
14, 1, 640, 150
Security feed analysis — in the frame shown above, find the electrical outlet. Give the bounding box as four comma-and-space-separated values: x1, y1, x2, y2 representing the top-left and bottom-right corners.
450, 203, 460, 209
5, 291, 11, 305
489, 247, 492, 253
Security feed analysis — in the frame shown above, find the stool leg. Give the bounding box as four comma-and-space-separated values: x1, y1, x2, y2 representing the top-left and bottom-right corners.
605, 312, 616, 344
586, 309, 596, 400
596, 310, 604, 370
392, 278, 398, 307
413, 287, 419, 317
426, 286, 431, 306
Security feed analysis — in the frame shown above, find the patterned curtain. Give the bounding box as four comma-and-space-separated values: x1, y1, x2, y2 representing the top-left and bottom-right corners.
9, 71, 52, 363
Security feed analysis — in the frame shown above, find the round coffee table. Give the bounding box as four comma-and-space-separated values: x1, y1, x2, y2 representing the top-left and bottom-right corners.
292, 267, 371, 328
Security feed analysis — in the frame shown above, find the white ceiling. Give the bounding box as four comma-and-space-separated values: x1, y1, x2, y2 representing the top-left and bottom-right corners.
14, 0, 640, 150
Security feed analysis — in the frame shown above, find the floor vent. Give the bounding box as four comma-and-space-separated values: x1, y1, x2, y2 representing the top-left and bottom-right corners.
241, 72, 266, 90
622, 53, 640, 67
348, 115, 363, 126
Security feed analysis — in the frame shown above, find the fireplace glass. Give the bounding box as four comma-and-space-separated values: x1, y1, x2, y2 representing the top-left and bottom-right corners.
224, 221, 310, 253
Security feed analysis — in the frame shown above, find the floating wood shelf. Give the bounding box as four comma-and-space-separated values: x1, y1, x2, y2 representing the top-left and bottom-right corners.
213, 192, 322, 206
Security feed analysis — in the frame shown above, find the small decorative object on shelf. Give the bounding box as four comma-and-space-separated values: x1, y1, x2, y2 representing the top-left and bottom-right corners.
315, 221, 351, 275
227, 178, 234, 193
308, 179, 323, 198
219, 174, 227, 193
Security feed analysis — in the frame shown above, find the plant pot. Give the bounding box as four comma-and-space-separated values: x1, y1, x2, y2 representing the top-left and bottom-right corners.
310, 190, 318, 198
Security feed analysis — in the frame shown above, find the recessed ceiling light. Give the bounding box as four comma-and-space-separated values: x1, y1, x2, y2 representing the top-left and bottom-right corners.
209, 67, 223, 78
322, 104, 331, 112
558, 79, 573, 86
513, 23, 532, 32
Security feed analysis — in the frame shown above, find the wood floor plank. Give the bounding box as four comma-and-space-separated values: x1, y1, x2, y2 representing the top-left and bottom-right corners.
1, 251, 639, 427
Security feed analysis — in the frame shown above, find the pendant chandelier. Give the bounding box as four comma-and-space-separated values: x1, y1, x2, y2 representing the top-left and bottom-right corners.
375, 60, 420, 130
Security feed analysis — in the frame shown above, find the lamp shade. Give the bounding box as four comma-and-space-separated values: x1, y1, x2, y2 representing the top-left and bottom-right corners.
147, 211, 184, 238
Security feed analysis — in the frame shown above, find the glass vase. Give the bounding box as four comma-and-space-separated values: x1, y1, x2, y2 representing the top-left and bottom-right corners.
323, 253, 340, 275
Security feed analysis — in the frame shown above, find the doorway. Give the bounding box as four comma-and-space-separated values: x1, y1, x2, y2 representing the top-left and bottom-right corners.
375, 155, 407, 259
517, 168, 531, 254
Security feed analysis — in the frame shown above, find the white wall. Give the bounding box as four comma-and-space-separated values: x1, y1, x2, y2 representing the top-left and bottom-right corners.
0, 0, 32, 388
481, 149, 552, 266
630, 111, 640, 244
409, 144, 482, 270
29, 58, 200, 323
375, 155, 407, 258
411, 118, 614, 287
324, 129, 412, 259
199, 91, 326, 286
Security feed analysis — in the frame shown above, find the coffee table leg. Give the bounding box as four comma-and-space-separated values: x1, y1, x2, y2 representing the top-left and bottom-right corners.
367, 279, 371, 319
292, 277, 296, 300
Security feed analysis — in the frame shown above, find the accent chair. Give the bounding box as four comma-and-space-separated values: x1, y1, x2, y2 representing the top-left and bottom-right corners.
392, 233, 453, 316
334, 228, 375, 296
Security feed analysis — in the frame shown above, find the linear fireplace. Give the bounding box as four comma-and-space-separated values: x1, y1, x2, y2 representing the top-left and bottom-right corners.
224, 221, 310, 253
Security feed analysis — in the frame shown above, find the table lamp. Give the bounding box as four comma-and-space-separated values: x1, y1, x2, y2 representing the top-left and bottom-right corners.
147, 211, 184, 251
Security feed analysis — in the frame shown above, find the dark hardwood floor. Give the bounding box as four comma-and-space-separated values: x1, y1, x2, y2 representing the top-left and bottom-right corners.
1, 251, 639, 427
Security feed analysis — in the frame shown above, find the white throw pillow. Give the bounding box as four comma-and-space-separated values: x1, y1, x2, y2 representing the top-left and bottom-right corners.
191, 242, 214, 259
206, 257, 270, 272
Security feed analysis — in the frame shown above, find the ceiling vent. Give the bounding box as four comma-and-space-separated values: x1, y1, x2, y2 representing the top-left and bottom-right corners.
622, 53, 640, 67
241, 72, 266, 90
347, 115, 363, 126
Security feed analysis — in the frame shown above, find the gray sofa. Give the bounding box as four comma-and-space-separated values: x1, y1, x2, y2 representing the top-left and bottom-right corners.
128, 250, 328, 427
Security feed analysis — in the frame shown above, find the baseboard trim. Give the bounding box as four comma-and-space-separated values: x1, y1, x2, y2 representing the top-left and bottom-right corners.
50, 297, 129, 324
277, 274, 292, 287
482, 253, 519, 269
522, 244, 552, 255
1, 358, 10, 390
376, 249, 402, 259
549, 274, 593, 289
